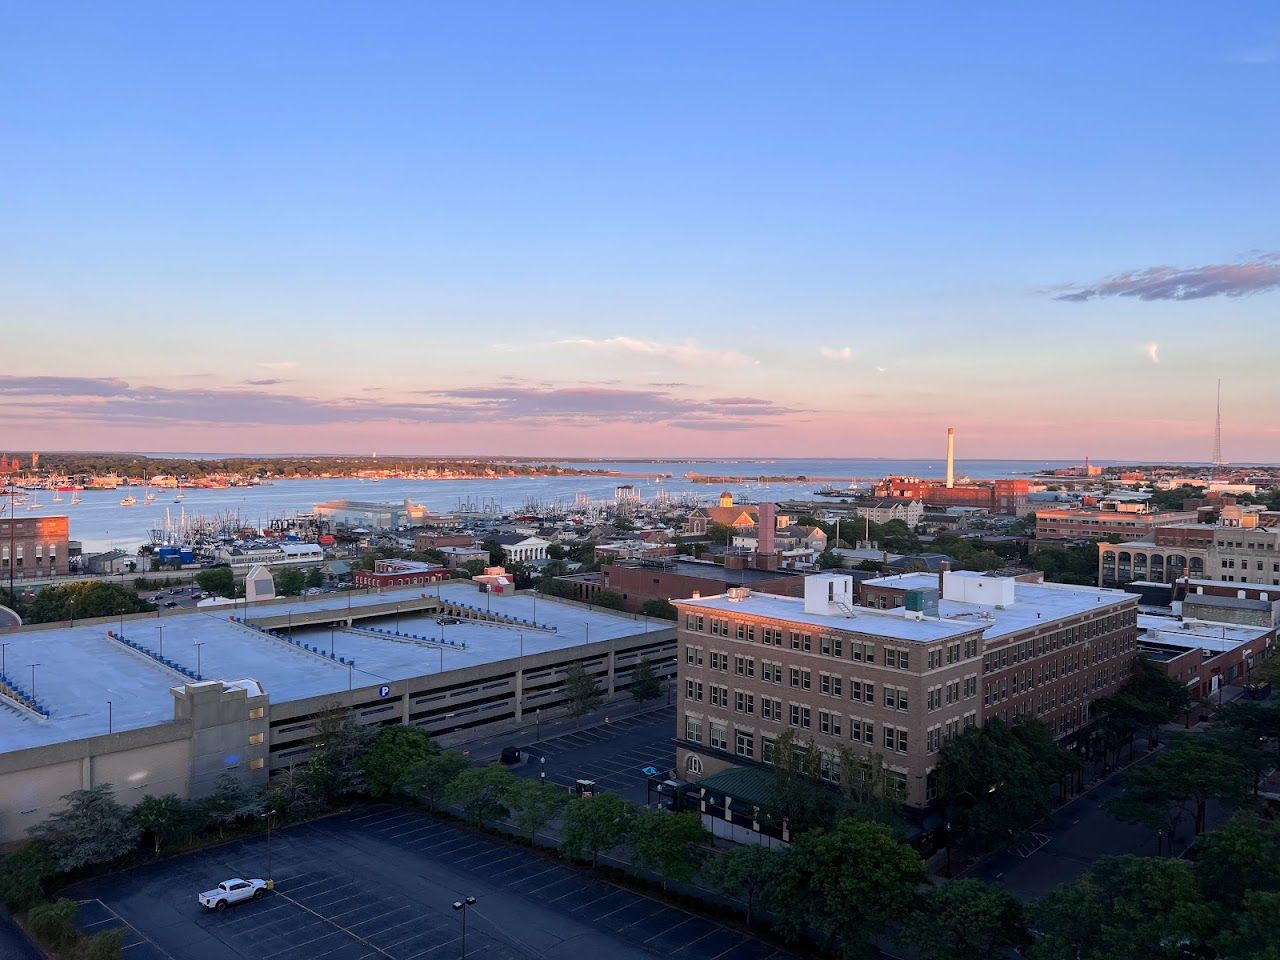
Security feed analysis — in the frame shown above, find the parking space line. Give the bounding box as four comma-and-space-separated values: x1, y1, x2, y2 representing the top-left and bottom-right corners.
76, 899, 175, 960
272, 890, 398, 960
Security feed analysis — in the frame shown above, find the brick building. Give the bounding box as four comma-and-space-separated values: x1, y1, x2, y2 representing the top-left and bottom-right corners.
1, 515, 70, 580
413, 532, 479, 552
558, 557, 806, 614
352, 559, 449, 589
674, 570, 1137, 811
1035, 506, 1199, 543
875, 477, 1030, 516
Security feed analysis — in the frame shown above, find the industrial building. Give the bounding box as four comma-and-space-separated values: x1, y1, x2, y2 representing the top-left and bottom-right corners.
1, 514, 70, 580
0, 582, 674, 843
674, 570, 1137, 814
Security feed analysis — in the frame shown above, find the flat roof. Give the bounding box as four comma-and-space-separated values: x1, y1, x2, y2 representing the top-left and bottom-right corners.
1184, 593, 1274, 612
1186, 578, 1279, 592
615, 558, 800, 585
1138, 613, 1269, 652
0, 582, 666, 754
678, 573, 1133, 645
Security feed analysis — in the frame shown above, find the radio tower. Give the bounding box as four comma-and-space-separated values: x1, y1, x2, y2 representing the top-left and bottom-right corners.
1211, 379, 1224, 471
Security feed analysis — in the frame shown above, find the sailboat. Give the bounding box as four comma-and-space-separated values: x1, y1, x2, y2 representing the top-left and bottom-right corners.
26, 491, 43, 511
174, 491, 186, 502
51, 491, 64, 503
120, 495, 137, 506
71, 493, 82, 504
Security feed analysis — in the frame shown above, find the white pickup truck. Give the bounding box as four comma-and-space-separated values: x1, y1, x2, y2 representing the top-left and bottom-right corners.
198, 878, 268, 911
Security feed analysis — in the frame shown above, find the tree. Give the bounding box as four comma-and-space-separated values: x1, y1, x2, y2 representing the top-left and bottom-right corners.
133, 793, 191, 855
629, 657, 663, 703
28, 784, 141, 872
305, 567, 325, 589
275, 566, 305, 597
1106, 733, 1249, 839
766, 731, 838, 834
629, 810, 707, 889
592, 589, 625, 611
561, 792, 634, 867
84, 928, 126, 960
772, 820, 925, 959
706, 843, 784, 926
359, 726, 438, 798
1194, 812, 1280, 908
836, 746, 901, 829
1216, 699, 1280, 759
638, 598, 677, 621
1028, 855, 1214, 960
0, 842, 58, 911
399, 751, 468, 811
505, 778, 567, 842
199, 772, 266, 838
23, 582, 155, 624
302, 706, 377, 802
901, 879, 1029, 960
1213, 890, 1280, 960
445, 764, 516, 827
196, 566, 236, 598
706, 522, 735, 546
563, 662, 601, 721
817, 550, 844, 569
27, 898, 78, 950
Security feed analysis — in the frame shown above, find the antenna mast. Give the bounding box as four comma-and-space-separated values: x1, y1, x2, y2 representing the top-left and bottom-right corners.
1212, 379, 1224, 470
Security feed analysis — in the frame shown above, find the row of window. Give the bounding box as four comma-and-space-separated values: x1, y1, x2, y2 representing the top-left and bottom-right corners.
684, 618, 920, 669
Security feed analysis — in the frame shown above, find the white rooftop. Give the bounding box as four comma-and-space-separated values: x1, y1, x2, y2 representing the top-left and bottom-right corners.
0, 581, 665, 754
1137, 613, 1270, 653
679, 571, 1133, 645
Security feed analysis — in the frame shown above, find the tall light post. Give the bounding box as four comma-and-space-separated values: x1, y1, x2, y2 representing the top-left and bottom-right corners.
30, 662, 39, 700
193, 641, 205, 680
262, 809, 276, 886
6, 487, 14, 605
452, 896, 477, 959
158, 624, 164, 659
396, 604, 401, 632
107, 699, 113, 734
0, 641, 9, 678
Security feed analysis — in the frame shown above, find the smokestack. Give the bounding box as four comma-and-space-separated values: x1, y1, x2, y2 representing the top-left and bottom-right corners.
946, 427, 955, 488
938, 560, 950, 597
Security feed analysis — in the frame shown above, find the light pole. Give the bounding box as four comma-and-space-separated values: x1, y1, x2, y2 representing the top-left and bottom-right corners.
193, 641, 205, 680
6, 487, 14, 605
69, 599, 76, 627
30, 662, 39, 700
585, 623, 590, 646
107, 699, 113, 734
536, 707, 542, 742
330, 625, 335, 657
396, 604, 401, 632
452, 896, 476, 959
1, 641, 9, 678
262, 809, 276, 885
347, 662, 353, 690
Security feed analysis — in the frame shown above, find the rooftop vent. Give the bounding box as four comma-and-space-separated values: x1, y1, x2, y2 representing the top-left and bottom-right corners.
726, 587, 751, 601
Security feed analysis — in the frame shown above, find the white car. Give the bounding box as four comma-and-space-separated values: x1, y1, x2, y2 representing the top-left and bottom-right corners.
198, 878, 268, 911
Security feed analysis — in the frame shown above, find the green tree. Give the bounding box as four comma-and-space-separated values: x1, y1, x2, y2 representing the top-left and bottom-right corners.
1028, 855, 1214, 960
629, 657, 663, 703
0, 842, 58, 911
27, 898, 78, 950
1194, 812, 1280, 908
23, 582, 155, 624
1213, 890, 1280, 960
1216, 698, 1280, 759
772, 820, 925, 960
399, 750, 468, 811
302, 707, 377, 802
275, 566, 305, 597
445, 764, 516, 827
638, 598, 677, 620
359, 726, 438, 799
84, 928, 126, 960
28, 784, 141, 872
505, 778, 567, 842
629, 810, 707, 889
706, 521, 735, 546
199, 772, 266, 838
305, 567, 325, 589
901, 879, 1029, 960
563, 662, 601, 722
561, 792, 634, 867
705, 843, 784, 926
765, 731, 838, 834
817, 550, 844, 569
133, 793, 190, 855
1105, 733, 1249, 839
196, 566, 236, 597
592, 589, 625, 611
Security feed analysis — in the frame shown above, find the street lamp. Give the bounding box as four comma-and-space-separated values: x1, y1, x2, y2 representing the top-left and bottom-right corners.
262, 809, 276, 886
29, 662, 39, 700
157, 624, 164, 659
193, 641, 205, 680
107, 700, 112, 734
452, 896, 477, 959
0, 641, 9, 678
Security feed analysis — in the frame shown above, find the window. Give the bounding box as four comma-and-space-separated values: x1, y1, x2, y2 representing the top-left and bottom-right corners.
248, 707, 265, 720
819, 709, 841, 738
761, 736, 776, 764
927, 687, 941, 711
685, 647, 703, 666
710, 651, 729, 671
710, 724, 727, 750
686, 755, 703, 775
685, 716, 703, 743
762, 661, 782, 683
734, 655, 755, 678
710, 685, 729, 708
685, 679, 703, 702
248, 732, 264, 746
735, 731, 754, 758
735, 690, 755, 714
249, 757, 265, 770
850, 718, 875, 744
790, 667, 813, 690
789, 631, 812, 652
789, 703, 811, 729
761, 697, 783, 721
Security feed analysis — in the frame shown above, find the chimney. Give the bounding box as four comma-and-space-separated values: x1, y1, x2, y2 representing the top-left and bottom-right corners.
946, 427, 955, 489
757, 502, 777, 555
938, 560, 950, 597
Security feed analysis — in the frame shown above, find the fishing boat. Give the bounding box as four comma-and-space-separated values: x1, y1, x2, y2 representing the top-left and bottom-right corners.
120, 495, 137, 506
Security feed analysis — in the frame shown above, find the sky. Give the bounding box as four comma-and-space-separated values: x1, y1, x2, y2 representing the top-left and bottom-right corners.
2, 3, 1279, 461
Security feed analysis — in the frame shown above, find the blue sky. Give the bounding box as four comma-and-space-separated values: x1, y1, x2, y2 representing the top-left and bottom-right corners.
2, 3, 1278, 459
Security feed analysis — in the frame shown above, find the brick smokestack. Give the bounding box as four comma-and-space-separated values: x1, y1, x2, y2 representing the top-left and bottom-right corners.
757, 502, 776, 554
946, 427, 955, 489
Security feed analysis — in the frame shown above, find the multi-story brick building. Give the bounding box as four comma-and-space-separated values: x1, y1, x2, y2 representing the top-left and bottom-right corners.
674, 570, 1137, 810
1035, 505, 1199, 543
1098, 507, 1280, 588
875, 477, 1030, 516
352, 558, 449, 589
1, 515, 70, 580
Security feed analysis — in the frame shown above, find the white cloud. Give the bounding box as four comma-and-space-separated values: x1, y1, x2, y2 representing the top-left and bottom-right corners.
1145, 342, 1160, 364
819, 346, 853, 362
256, 360, 299, 371
560, 337, 757, 367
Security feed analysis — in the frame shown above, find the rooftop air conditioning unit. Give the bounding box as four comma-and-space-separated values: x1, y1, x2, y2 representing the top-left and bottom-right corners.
726, 587, 751, 601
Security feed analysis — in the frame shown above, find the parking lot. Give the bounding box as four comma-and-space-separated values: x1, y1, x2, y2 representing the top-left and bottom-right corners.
512, 706, 677, 805
66, 804, 789, 960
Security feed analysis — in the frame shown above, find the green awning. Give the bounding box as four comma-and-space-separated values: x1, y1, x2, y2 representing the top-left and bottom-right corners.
697, 766, 775, 808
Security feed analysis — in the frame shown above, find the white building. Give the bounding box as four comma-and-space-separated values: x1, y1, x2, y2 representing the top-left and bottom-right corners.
493, 534, 550, 563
